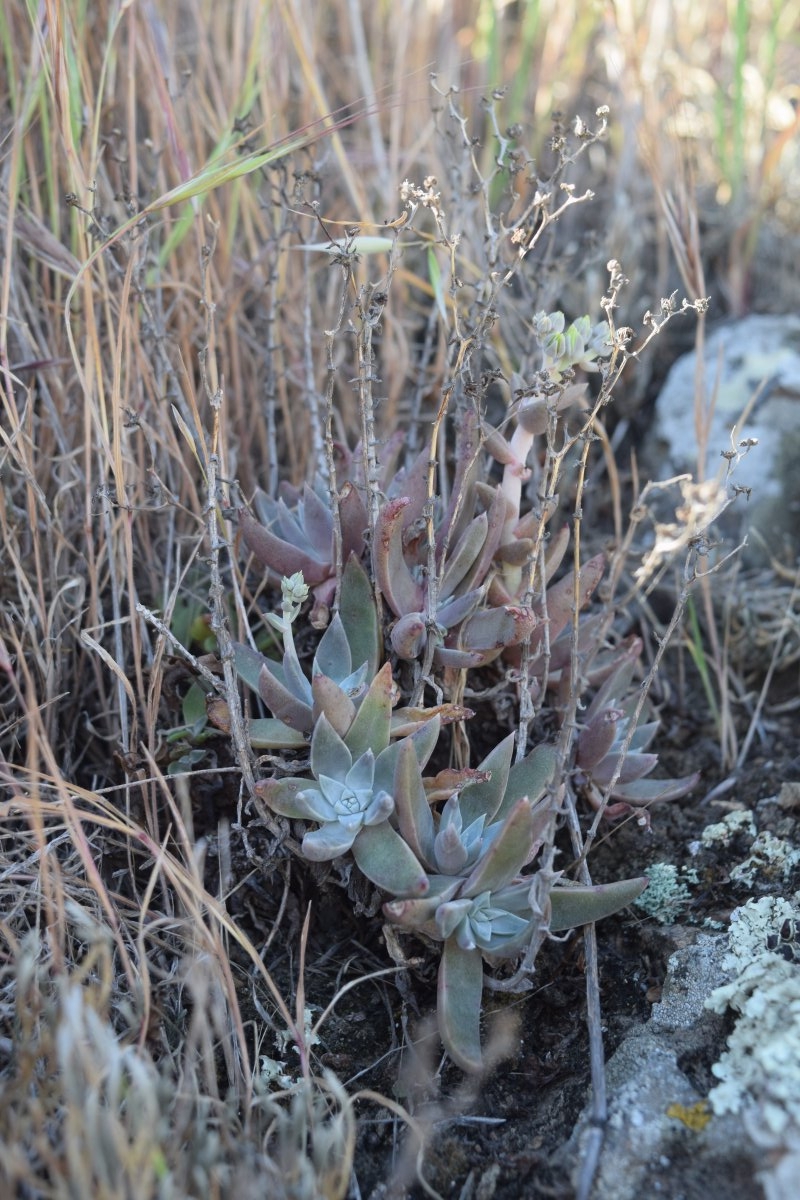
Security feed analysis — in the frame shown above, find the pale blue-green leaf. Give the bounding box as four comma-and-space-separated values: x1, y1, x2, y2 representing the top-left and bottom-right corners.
343, 662, 393, 758
549, 877, 648, 931
352, 823, 429, 897
339, 554, 380, 679
310, 713, 352, 782
495, 744, 557, 821
438, 940, 484, 1072
302, 823, 358, 861
394, 737, 435, 866
461, 799, 535, 897
459, 732, 516, 827
247, 718, 307, 750
313, 613, 352, 681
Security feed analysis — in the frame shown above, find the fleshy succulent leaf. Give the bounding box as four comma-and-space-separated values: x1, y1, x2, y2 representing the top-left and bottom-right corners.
258, 662, 313, 732
435, 589, 484, 631
438, 939, 484, 1072
609, 773, 700, 804
246, 717, 308, 749
457, 605, 538, 653
374, 497, 425, 616
591, 752, 659, 788
239, 507, 330, 585
302, 822, 360, 861
311, 673, 357, 737
548, 876, 649, 931
339, 554, 380, 679
390, 612, 427, 660
344, 661, 393, 758
300, 485, 335, 559
496, 744, 557, 821
459, 732, 516, 827
461, 798, 536, 897
373, 715, 441, 796
254, 778, 309, 819
439, 513, 488, 598
339, 482, 369, 560
313, 613, 353, 681
310, 713, 352, 783
533, 553, 605, 649
233, 642, 273, 694
393, 737, 436, 866
352, 822, 429, 896
576, 709, 623, 770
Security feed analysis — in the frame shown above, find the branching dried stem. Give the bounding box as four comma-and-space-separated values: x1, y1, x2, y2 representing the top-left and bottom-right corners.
197, 219, 257, 806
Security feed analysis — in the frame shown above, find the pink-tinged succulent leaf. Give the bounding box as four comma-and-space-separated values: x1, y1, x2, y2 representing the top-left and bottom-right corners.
383, 890, 457, 938
339, 554, 380, 679
438, 939, 484, 1072
481, 422, 517, 467
338, 482, 369, 561
310, 713, 352, 783
246, 717, 308, 750
311, 674, 357, 738
549, 877, 649, 932
436, 589, 483, 629
533, 553, 605, 649
299, 485, 334, 559
542, 525, 571, 582
394, 444, 431, 534
344, 661, 394, 759
576, 709, 622, 771
434, 646, 489, 669
352, 822, 430, 897
463, 484, 507, 590
438, 409, 482, 551
254, 777, 309, 819
313, 613, 352, 681
515, 396, 549, 437
585, 636, 643, 721
591, 752, 659, 789
496, 538, 534, 566
461, 799, 536, 897
258, 663, 313, 732
630, 721, 659, 753
271, 502, 305, 546
374, 497, 424, 616
609, 773, 700, 805
390, 612, 427, 660
547, 611, 606, 675
390, 704, 474, 737
393, 737, 436, 866
238, 507, 329, 585
457, 605, 538, 652
459, 733, 516, 827
440, 514, 489, 599
497, 744, 557, 821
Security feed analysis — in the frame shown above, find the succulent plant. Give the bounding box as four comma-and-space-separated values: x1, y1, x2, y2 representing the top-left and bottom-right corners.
352, 731, 647, 1071
531, 310, 610, 381
573, 636, 700, 823
239, 479, 368, 627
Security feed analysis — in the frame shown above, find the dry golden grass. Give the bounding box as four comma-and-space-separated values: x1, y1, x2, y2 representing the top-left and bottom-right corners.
1, 1, 798, 1195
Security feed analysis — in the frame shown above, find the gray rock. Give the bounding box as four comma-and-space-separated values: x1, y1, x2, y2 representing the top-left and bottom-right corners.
562, 932, 762, 1200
